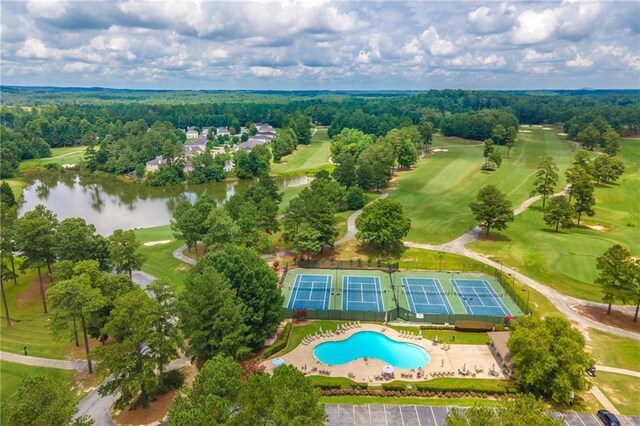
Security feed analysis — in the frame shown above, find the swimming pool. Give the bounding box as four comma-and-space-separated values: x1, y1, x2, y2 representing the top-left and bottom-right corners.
313, 331, 430, 369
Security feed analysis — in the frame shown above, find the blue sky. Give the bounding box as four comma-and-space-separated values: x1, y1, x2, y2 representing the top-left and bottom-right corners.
1, 1, 639, 90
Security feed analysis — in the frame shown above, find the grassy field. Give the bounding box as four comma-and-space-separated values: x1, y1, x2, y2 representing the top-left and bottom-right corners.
133, 225, 191, 291
271, 128, 332, 176
0, 178, 26, 200
587, 328, 640, 371
0, 361, 76, 426
389, 129, 575, 245
593, 372, 640, 415
0, 267, 71, 359
468, 139, 640, 301
19, 146, 87, 171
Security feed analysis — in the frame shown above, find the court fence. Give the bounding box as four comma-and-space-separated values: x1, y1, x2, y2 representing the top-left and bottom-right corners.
288, 257, 531, 315
280, 307, 506, 325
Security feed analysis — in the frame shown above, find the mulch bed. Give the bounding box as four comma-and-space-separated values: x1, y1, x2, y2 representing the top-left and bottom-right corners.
576, 304, 640, 334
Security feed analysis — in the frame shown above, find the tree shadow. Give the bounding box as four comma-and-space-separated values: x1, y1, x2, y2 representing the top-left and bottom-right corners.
477, 232, 511, 242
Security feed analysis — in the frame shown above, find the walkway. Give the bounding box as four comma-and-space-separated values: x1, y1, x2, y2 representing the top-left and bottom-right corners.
0, 351, 86, 370
335, 190, 388, 246
597, 365, 640, 378
172, 245, 197, 266
324, 404, 640, 426
590, 385, 620, 415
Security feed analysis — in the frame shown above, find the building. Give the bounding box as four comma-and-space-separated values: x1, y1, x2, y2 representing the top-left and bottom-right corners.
237, 139, 268, 151
216, 126, 230, 136
186, 126, 199, 139
487, 331, 512, 376
201, 126, 210, 135
182, 136, 208, 157
145, 156, 166, 173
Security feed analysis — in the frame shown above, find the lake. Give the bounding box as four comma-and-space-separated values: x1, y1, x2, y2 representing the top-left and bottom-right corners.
19, 173, 311, 235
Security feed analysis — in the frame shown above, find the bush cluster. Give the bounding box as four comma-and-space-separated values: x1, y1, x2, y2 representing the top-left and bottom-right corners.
263, 322, 292, 358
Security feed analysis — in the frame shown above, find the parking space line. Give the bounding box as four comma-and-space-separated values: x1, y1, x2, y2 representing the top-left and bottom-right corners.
430, 406, 437, 425
369, 405, 372, 426
576, 413, 586, 426
384, 404, 388, 425
399, 404, 405, 425
414, 406, 421, 426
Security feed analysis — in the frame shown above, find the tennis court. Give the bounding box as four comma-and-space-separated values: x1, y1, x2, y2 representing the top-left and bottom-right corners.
287, 274, 332, 310
402, 277, 454, 314
451, 279, 512, 316
342, 275, 384, 312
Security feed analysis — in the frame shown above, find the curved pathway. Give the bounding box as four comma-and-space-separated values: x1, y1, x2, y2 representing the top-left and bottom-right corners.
335, 190, 388, 245
597, 365, 640, 378
172, 245, 197, 266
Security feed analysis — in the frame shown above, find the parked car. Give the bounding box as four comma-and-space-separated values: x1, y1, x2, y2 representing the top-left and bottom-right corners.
586, 367, 597, 377
597, 409, 620, 426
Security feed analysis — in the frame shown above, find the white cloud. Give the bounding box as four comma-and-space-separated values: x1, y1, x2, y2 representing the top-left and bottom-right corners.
63, 61, 98, 72
511, 8, 557, 45
16, 38, 54, 59
250, 66, 284, 78
26, 0, 68, 19
420, 26, 457, 57
566, 52, 593, 68
467, 3, 516, 34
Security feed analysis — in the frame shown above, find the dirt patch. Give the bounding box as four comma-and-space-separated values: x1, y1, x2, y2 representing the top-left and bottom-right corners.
576, 305, 640, 334
17, 274, 52, 308
114, 389, 175, 425
586, 225, 606, 231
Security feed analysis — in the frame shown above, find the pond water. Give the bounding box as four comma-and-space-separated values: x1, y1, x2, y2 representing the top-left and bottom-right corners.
19, 173, 311, 235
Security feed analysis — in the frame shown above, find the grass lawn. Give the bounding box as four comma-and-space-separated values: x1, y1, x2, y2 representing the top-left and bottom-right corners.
587, 328, 640, 371
389, 129, 575, 245
468, 139, 640, 301
593, 372, 640, 415
0, 361, 77, 426
0, 267, 71, 359
271, 128, 332, 176
133, 225, 191, 291
19, 146, 87, 171
279, 184, 308, 214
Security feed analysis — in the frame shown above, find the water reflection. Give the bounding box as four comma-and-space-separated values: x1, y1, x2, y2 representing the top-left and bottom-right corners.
20, 173, 312, 235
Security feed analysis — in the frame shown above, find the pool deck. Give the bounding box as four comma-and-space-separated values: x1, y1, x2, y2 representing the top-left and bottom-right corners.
262, 323, 507, 385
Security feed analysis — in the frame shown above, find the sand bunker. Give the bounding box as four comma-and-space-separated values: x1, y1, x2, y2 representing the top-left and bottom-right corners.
143, 239, 174, 246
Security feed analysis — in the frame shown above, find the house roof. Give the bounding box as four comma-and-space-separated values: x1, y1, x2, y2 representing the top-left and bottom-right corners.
146, 156, 164, 166
487, 331, 512, 367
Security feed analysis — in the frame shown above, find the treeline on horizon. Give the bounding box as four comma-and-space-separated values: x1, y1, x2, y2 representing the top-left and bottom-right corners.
1, 88, 639, 180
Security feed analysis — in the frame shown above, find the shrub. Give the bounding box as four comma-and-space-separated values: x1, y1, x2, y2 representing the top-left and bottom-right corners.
350, 383, 368, 390
494, 324, 506, 331
346, 186, 366, 210
454, 320, 495, 332
381, 383, 406, 392
315, 383, 342, 390
420, 324, 455, 330
263, 322, 292, 358
157, 369, 185, 395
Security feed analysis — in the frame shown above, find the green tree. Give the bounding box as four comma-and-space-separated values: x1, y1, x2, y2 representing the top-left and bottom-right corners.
96, 289, 182, 409
508, 316, 593, 405
571, 174, 595, 225
332, 153, 357, 187
203, 207, 238, 251
469, 185, 515, 236
491, 124, 507, 146
180, 266, 250, 361
592, 154, 625, 184
595, 245, 635, 315
48, 273, 106, 373
0, 181, 16, 206
330, 128, 375, 160
446, 394, 561, 426
577, 124, 601, 150
488, 149, 502, 168
5, 375, 92, 426
397, 138, 418, 168
346, 186, 366, 210
283, 187, 338, 254
193, 246, 283, 349
286, 112, 311, 145
235, 365, 326, 426
289, 222, 323, 259
543, 195, 574, 231
531, 156, 559, 208
603, 129, 621, 156
169, 355, 243, 426
355, 199, 411, 253
171, 200, 203, 253
107, 229, 145, 277
14, 205, 59, 313
482, 138, 495, 158
418, 117, 434, 154
0, 203, 19, 286
54, 218, 102, 264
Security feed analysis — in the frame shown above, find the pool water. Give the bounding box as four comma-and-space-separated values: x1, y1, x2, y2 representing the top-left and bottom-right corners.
313, 331, 430, 369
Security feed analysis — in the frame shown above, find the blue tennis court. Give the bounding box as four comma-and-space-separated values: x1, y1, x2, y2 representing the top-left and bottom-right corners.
451, 279, 511, 316
287, 274, 332, 310
402, 277, 454, 314
342, 276, 384, 312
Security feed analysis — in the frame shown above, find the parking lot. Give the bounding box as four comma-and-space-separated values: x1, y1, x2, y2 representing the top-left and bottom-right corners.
325, 404, 640, 425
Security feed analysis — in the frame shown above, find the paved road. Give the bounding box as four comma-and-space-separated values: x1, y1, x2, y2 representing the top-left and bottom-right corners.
0, 351, 86, 370
335, 191, 388, 246
325, 404, 640, 426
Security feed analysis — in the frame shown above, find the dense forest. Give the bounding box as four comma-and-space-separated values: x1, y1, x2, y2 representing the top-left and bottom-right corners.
1, 88, 638, 180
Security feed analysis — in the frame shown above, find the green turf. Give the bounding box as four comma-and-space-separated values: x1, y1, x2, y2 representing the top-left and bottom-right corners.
19, 146, 87, 171
133, 225, 191, 291
468, 139, 640, 301
593, 372, 640, 415
587, 328, 640, 371
319, 395, 501, 407
389, 129, 575, 245
279, 183, 309, 214
0, 178, 26, 200
0, 267, 70, 359
0, 361, 76, 426
271, 128, 332, 176
282, 267, 523, 317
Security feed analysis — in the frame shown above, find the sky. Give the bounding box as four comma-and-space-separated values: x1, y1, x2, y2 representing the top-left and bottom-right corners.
1, 0, 639, 90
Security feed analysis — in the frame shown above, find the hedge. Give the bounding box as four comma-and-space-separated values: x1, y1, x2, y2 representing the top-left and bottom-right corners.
416, 379, 516, 395
381, 383, 406, 392
420, 324, 455, 330
454, 320, 495, 332
263, 322, 292, 358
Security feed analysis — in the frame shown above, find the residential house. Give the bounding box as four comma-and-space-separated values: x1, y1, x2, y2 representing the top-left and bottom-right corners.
201, 126, 210, 135
237, 139, 268, 151
145, 156, 166, 173
186, 126, 199, 139
217, 126, 230, 136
